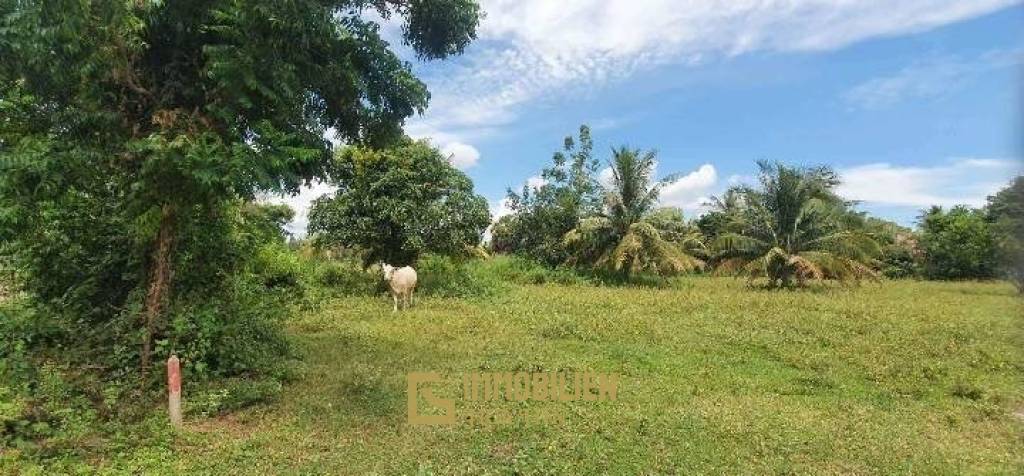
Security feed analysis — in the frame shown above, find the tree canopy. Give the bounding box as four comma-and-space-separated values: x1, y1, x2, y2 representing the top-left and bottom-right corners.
495, 125, 602, 266
917, 205, 999, 280
308, 140, 491, 267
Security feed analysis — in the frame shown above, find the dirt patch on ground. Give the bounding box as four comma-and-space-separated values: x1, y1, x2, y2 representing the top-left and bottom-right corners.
1012, 408, 1024, 423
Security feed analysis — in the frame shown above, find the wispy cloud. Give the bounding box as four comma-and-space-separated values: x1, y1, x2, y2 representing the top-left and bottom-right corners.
837, 158, 1023, 207
413, 0, 1016, 136
843, 49, 1022, 109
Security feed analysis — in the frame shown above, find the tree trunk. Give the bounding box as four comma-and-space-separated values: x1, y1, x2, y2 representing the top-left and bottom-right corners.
141, 204, 176, 381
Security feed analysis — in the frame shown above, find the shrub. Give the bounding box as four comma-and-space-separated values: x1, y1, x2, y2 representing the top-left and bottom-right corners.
312, 260, 379, 296
918, 206, 998, 280
252, 244, 305, 292
475, 255, 592, 286
879, 234, 922, 279
986, 177, 1024, 293
415, 255, 506, 298
0, 325, 104, 457
165, 276, 292, 379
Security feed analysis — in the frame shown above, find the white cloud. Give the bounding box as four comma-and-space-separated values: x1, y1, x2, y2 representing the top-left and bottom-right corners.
491, 197, 514, 221
442, 141, 481, 170
843, 49, 1022, 109
482, 196, 515, 244
598, 167, 615, 188
526, 175, 547, 190
727, 173, 754, 186
262, 180, 337, 237
590, 116, 630, 131
659, 163, 719, 215
837, 158, 1022, 208
598, 162, 720, 215
406, 121, 487, 174
415, 0, 1016, 133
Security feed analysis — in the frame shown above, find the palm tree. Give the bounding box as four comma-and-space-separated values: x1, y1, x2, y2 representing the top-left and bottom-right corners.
711, 161, 880, 287
563, 147, 704, 277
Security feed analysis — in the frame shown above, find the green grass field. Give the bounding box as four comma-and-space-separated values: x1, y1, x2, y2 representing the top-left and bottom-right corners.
11, 278, 1024, 474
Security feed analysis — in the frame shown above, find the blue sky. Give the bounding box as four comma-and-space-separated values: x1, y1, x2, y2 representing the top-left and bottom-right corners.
277, 1, 1024, 233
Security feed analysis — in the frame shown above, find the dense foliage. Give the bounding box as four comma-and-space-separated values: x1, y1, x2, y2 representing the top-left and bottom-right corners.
0, 0, 481, 381
917, 205, 998, 280
493, 125, 602, 266
710, 162, 881, 287
0, 202, 299, 455
307, 140, 491, 267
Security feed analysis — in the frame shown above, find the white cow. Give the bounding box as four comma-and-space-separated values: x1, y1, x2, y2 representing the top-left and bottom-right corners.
382, 263, 417, 312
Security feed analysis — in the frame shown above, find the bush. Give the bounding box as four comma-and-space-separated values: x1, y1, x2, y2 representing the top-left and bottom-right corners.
986, 177, 1024, 293
879, 234, 922, 279
0, 305, 106, 457
415, 255, 507, 298
474, 255, 592, 286
495, 125, 602, 267
165, 276, 292, 379
252, 244, 305, 291
312, 260, 379, 296
0, 199, 303, 464
918, 206, 998, 280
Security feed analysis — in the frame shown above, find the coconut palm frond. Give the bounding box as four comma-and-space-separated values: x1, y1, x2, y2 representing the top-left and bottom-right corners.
714, 257, 750, 276
563, 217, 615, 267
634, 222, 704, 274
788, 254, 824, 281
708, 162, 882, 287
713, 232, 768, 255
807, 230, 882, 261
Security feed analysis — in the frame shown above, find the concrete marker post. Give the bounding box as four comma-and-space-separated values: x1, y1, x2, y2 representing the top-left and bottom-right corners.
167, 354, 182, 428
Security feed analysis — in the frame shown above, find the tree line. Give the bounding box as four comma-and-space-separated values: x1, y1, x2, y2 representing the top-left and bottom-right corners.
492, 126, 1024, 290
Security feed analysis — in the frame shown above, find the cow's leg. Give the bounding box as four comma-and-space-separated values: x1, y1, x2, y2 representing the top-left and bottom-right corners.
409, 288, 415, 307
392, 293, 398, 312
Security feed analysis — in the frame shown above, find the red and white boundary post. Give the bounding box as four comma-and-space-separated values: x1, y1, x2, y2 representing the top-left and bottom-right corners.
167, 354, 182, 428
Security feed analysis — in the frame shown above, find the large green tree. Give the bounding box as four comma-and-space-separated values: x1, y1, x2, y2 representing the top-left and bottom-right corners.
308, 140, 490, 267
711, 161, 880, 287
918, 205, 998, 280
495, 125, 602, 266
563, 147, 704, 277
0, 0, 480, 376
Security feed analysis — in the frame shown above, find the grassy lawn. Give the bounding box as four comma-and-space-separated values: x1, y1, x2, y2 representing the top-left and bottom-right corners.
19, 278, 1024, 474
